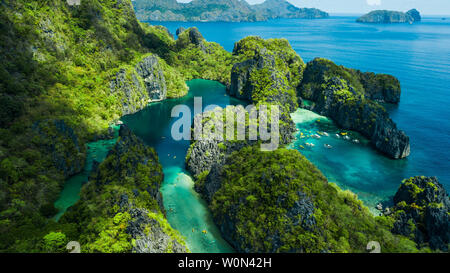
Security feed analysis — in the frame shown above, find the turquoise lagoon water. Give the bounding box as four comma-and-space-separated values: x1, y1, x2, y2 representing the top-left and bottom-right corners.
53, 127, 119, 220
152, 16, 450, 207
121, 80, 242, 252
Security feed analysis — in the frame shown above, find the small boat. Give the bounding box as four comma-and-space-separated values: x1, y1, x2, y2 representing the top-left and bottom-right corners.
300, 145, 305, 149
376, 203, 383, 211
306, 143, 315, 147
335, 134, 341, 138
173, 156, 177, 159
340, 132, 348, 136
324, 144, 333, 149
323, 132, 329, 137
312, 134, 321, 139
202, 230, 208, 234
353, 139, 360, 144
344, 136, 350, 140
192, 228, 195, 233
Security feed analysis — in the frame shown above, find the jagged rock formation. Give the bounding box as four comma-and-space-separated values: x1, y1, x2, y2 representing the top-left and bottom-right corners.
354, 71, 401, 104
299, 58, 410, 159
229, 36, 305, 113
133, 0, 329, 22
357, 9, 421, 24
176, 27, 206, 51
122, 198, 187, 253
186, 105, 296, 180
110, 54, 167, 115
176, 27, 186, 36
32, 119, 85, 178
60, 125, 188, 253
390, 176, 449, 251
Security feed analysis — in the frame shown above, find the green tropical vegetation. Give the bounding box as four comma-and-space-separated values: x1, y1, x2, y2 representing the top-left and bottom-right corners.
208, 146, 421, 253
0, 0, 442, 254
0, 0, 211, 252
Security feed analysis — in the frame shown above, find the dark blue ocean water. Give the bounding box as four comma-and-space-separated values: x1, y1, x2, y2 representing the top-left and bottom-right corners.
151, 17, 450, 207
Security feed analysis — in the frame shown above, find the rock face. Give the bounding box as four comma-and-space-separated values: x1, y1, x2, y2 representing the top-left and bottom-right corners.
300, 58, 410, 159
229, 36, 305, 113
357, 9, 421, 24
175, 27, 186, 36
186, 106, 296, 182
356, 71, 401, 104
175, 27, 208, 53
135, 55, 167, 101
121, 198, 187, 253
390, 176, 449, 251
229, 51, 297, 112
32, 119, 85, 178
133, 0, 329, 22
110, 54, 167, 115
217, 188, 317, 253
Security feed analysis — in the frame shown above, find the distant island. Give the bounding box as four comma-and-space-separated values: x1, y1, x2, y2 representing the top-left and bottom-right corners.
357, 9, 421, 24
132, 0, 329, 22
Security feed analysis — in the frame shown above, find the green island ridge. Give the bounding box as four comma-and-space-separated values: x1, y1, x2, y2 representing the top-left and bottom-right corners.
133, 0, 329, 22
0, 0, 448, 253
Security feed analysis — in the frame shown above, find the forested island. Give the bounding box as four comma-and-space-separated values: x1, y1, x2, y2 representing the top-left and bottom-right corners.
132, 0, 329, 22
0, 0, 447, 253
357, 9, 421, 24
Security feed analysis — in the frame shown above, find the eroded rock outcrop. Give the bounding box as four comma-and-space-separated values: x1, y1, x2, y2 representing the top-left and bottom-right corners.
299, 58, 410, 159
121, 196, 187, 253
32, 119, 85, 178
229, 36, 305, 113
390, 176, 449, 251
110, 54, 167, 115
175, 27, 207, 52
186, 105, 296, 181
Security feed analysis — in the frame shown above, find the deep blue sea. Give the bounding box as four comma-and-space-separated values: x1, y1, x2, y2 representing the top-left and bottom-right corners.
151, 17, 450, 207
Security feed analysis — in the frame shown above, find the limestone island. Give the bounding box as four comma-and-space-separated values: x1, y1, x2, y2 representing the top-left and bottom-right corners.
357, 9, 421, 24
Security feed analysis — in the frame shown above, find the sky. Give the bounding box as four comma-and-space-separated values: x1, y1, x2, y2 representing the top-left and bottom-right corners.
176, 0, 450, 15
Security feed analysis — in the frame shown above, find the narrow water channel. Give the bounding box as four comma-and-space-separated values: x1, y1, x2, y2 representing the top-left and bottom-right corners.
121, 80, 241, 253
